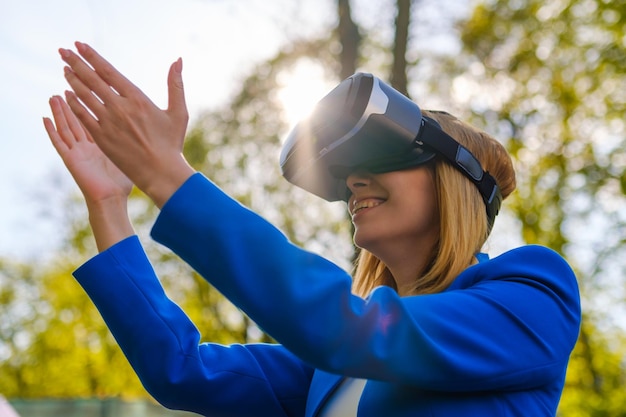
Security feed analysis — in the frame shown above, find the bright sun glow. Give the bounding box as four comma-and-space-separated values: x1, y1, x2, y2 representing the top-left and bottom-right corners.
276, 60, 335, 136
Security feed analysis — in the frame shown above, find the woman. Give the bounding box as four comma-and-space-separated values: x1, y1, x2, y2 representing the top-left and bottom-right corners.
44, 42, 581, 416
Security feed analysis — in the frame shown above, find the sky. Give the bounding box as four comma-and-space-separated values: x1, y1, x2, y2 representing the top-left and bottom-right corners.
0, 0, 335, 259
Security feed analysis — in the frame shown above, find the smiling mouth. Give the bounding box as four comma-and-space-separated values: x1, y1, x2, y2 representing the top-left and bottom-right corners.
351, 199, 385, 216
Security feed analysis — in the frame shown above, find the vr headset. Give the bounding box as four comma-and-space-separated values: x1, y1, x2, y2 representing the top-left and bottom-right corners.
279, 72, 502, 228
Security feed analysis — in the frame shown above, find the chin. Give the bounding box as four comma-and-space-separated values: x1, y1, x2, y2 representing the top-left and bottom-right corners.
353, 232, 380, 254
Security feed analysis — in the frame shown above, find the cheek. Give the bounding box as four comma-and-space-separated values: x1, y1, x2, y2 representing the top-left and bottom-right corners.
405, 203, 438, 232
403, 187, 439, 229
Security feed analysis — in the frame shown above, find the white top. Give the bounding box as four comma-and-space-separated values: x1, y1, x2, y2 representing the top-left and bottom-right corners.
318, 378, 367, 417
0, 395, 20, 417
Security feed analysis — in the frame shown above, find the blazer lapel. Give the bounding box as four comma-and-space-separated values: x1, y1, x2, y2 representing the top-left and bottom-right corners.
305, 370, 345, 417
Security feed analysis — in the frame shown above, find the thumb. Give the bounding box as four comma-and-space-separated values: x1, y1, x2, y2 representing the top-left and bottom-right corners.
167, 58, 188, 122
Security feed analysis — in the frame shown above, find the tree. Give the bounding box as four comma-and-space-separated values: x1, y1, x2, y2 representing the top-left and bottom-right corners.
390, 0, 412, 94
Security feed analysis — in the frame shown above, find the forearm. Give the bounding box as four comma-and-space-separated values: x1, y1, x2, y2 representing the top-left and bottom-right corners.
73, 236, 312, 416
151, 174, 581, 389
86, 195, 135, 252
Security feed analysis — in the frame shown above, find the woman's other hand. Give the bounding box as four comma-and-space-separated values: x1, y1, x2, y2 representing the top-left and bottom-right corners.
44, 95, 134, 251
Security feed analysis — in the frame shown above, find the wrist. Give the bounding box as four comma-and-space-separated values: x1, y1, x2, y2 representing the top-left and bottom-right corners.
86, 196, 134, 252
140, 157, 196, 208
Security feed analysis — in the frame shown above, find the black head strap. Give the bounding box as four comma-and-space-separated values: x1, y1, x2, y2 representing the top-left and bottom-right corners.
418, 117, 502, 230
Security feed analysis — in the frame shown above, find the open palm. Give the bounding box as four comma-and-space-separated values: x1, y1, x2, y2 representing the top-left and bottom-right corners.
44, 95, 133, 204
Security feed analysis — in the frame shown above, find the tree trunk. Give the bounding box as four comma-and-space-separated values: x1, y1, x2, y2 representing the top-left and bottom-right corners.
336, 0, 361, 80
390, 0, 412, 96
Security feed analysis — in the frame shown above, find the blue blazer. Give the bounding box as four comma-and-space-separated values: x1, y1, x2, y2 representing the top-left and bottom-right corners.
74, 173, 581, 416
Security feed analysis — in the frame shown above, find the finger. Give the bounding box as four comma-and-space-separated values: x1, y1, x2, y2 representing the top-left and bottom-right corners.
48, 95, 75, 149
167, 58, 188, 122
56, 94, 90, 143
59, 47, 120, 105
78, 117, 96, 143
63, 65, 107, 119
64, 90, 101, 139
73, 42, 139, 98
43, 116, 70, 156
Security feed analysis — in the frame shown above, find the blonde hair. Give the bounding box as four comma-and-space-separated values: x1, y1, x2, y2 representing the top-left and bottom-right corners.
352, 111, 516, 297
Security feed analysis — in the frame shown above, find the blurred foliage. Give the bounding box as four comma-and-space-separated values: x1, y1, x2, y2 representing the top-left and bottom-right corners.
0, 254, 145, 397
1, 0, 625, 414
454, 0, 626, 414
563, 318, 626, 416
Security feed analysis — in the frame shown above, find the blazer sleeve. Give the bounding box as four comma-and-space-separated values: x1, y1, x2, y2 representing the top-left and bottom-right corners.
151, 173, 581, 392
73, 235, 313, 417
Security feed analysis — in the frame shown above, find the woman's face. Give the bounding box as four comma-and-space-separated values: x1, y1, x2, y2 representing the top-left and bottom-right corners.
346, 166, 439, 256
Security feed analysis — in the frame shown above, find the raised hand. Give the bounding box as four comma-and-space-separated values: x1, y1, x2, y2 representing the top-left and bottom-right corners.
58, 42, 196, 207
44, 95, 134, 251
44, 95, 133, 205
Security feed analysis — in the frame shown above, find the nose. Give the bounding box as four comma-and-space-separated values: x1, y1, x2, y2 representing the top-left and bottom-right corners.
346, 170, 372, 194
